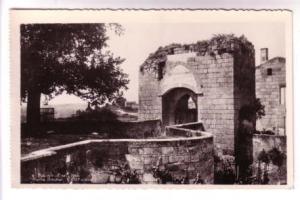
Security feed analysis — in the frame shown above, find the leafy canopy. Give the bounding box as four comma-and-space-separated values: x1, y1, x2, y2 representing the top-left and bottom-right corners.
21, 23, 129, 105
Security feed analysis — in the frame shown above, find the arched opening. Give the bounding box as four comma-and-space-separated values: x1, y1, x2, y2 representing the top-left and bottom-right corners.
162, 87, 198, 127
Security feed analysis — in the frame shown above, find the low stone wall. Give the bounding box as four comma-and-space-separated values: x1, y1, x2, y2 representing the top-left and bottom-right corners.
21, 119, 161, 139
123, 119, 162, 138
127, 133, 214, 184
165, 122, 205, 137
21, 128, 214, 184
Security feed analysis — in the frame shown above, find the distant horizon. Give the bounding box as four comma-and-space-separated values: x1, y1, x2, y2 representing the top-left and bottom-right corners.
35, 22, 285, 106
21, 98, 139, 107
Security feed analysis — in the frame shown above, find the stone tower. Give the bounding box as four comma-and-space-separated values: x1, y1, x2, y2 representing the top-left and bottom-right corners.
139, 35, 256, 155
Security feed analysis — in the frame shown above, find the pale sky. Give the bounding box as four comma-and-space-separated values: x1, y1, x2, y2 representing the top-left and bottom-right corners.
47, 22, 285, 105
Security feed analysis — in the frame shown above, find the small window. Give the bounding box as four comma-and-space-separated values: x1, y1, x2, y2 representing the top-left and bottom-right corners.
280, 85, 286, 105
157, 62, 164, 80
267, 68, 272, 76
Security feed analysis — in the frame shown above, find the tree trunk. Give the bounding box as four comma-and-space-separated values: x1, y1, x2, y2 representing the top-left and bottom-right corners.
26, 89, 41, 136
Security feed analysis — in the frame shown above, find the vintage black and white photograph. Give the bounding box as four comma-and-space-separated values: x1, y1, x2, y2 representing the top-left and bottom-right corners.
11, 10, 292, 187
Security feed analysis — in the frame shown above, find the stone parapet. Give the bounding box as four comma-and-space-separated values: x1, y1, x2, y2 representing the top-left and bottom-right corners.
21, 122, 214, 184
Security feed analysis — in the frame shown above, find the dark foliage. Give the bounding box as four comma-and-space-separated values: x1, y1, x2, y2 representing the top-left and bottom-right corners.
239, 98, 265, 121
253, 98, 265, 119
268, 147, 286, 167
257, 149, 270, 164
114, 95, 126, 108
21, 23, 128, 103
152, 167, 174, 184
255, 129, 275, 135
21, 24, 129, 132
75, 107, 118, 122
214, 155, 236, 184
108, 163, 140, 184
257, 147, 286, 167
86, 149, 106, 168
254, 148, 286, 184
151, 163, 205, 184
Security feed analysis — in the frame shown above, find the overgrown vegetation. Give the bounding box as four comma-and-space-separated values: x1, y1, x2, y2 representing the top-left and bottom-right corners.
254, 147, 286, 184
239, 98, 265, 121
75, 107, 118, 122
214, 154, 236, 184
151, 166, 205, 184
254, 98, 265, 119
257, 148, 286, 168
140, 34, 254, 79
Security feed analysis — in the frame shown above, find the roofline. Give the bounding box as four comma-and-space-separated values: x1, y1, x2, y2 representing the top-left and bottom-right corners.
256, 57, 285, 68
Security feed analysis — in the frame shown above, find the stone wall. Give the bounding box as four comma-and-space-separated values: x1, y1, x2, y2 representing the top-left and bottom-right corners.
121, 120, 162, 138
195, 53, 236, 153
127, 133, 214, 184
165, 122, 205, 137
21, 141, 128, 183
256, 57, 286, 134
21, 128, 214, 184
138, 66, 162, 120
139, 49, 255, 155
22, 119, 161, 139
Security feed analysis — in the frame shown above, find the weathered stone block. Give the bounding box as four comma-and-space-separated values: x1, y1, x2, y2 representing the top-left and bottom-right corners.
143, 173, 157, 183
161, 146, 174, 155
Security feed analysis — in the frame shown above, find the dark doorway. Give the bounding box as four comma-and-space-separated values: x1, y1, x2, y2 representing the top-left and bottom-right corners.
162, 88, 197, 127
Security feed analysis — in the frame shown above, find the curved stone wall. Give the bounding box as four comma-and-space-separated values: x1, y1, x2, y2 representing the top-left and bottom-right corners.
21, 130, 213, 184
126, 133, 214, 184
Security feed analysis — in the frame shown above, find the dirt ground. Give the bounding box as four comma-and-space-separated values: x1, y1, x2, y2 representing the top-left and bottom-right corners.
21, 134, 107, 157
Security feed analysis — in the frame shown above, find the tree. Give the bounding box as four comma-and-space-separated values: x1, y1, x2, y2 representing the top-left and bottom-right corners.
254, 98, 265, 119
21, 24, 129, 134
239, 98, 265, 122
114, 94, 127, 108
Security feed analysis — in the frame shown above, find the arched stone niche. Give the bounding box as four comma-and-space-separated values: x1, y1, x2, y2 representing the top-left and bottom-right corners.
160, 65, 201, 96
161, 87, 198, 127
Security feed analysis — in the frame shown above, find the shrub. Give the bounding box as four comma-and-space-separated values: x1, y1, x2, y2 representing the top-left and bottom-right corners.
75, 107, 118, 122
268, 147, 286, 167
257, 149, 270, 164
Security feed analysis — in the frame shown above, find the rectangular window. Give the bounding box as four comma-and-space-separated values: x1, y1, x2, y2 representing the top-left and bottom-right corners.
280, 85, 286, 105
267, 68, 272, 76
157, 62, 165, 80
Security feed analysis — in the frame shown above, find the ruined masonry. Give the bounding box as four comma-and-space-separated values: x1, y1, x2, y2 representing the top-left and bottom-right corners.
139, 35, 256, 155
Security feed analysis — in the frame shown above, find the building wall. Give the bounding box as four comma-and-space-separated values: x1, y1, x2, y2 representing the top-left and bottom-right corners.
138, 66, 162, 120
256, 57, 286, 134
127, 134, 214, 184
139, 48, 255, 154
22, 131, 214, 184
193, 53, 236, 153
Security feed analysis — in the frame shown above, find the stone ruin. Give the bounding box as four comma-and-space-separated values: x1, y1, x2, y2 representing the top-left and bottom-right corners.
20, 34, 287, 185
139, 34, 256, 158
